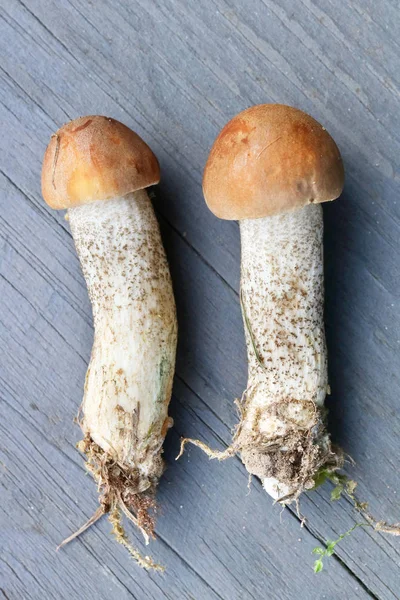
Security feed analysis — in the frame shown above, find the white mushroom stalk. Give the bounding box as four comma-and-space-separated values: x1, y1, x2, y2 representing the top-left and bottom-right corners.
238, 204, 335, 501
178, 104, 345, 503
70, 192, 176, 518
42, 117, 177, 569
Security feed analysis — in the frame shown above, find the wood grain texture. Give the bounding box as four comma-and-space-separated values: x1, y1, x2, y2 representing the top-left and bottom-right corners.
0, 0, 399, 598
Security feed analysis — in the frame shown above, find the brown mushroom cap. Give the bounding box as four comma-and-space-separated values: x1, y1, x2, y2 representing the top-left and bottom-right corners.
203, 104, 344, 220
42, 116, 160, 210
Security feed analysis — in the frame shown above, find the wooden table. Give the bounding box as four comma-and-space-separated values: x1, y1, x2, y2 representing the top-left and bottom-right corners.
1, 1, 399, 598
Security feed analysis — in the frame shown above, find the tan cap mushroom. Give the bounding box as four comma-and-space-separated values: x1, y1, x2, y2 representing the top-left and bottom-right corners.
42, 116, 160, 210
203, 104, 344, 220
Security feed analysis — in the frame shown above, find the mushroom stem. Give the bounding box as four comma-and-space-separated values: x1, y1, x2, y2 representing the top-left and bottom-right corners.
68, 189, 177, 506
238, 204, 341, 501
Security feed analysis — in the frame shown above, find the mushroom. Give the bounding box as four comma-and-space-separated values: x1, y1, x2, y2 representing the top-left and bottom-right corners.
180, 104, 345, 503
42, 116, 177, 568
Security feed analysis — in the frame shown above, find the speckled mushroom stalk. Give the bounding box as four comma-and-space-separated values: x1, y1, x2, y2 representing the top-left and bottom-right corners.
179, 105, 345, 504
238, 204, 331, 500
42, 117, 177, 569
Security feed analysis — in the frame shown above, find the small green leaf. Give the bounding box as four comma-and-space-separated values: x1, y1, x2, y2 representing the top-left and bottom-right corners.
328, 473, 340, 485
331, 484, 344, 501
312, 468, 330, 490
314, 559, 324, 573
325, 541, 336, 556
346, 480, 358, 496
311, 522, 371, 573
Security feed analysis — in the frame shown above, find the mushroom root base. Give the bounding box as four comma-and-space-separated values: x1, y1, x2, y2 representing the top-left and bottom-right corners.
78, 434, 160, 539
178, 397, 343, 504
235, 396, 344, 502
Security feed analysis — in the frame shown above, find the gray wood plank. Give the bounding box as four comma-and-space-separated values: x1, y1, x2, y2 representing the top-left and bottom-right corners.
1, 0, 400, 598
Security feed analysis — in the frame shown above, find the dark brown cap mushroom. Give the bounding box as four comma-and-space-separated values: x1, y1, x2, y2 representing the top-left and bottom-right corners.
202, 104, 344, 220
42, 116, 160, 210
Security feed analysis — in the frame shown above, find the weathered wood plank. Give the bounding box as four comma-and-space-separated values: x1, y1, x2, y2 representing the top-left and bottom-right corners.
1, 0, 399, 598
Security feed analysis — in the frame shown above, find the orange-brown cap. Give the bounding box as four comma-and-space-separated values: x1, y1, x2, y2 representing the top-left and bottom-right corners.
203, 104, 344, 220
42, 116, 160, 210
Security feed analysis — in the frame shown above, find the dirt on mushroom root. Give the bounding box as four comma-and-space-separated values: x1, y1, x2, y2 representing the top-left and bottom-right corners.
178, 394, 344, 505
59, 433, 165, 571
236, 395, 344, 502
